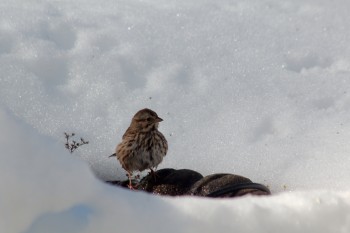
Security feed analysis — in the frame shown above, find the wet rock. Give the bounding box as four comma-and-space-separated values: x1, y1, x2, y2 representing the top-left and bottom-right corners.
138, 168, 204, 196
187, 173, 270, 197
106, 169, 271, 198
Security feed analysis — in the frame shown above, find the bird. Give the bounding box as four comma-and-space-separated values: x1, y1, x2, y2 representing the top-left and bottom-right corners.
109, 108, 168, 189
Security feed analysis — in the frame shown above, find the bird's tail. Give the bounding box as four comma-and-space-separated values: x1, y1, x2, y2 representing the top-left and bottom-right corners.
109, 153, 116, 158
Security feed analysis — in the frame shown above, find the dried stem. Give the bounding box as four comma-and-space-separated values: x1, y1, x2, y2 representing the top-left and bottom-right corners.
64, 132, 89, 153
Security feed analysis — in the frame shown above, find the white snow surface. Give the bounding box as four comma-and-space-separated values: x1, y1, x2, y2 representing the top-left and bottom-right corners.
1, 0, 350, 232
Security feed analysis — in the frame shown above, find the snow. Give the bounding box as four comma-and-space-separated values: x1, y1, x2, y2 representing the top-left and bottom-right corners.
1, 0, 350, 232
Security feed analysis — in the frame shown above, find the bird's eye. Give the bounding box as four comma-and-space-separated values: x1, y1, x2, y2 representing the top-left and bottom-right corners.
146, 117, 151, 121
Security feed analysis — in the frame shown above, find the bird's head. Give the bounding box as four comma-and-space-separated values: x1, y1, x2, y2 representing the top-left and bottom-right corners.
130, 108, 163, 132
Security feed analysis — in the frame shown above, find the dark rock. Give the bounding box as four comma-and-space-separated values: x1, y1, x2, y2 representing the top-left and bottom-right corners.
138, 168, 204, 196
106, 169, 271, 198
187, 173, 270, 197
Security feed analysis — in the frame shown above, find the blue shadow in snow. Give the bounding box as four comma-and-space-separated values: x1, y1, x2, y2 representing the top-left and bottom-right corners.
23, 204, 94, 233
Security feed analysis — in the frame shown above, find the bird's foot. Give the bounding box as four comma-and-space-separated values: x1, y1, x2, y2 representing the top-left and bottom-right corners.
126, 172, 139, 190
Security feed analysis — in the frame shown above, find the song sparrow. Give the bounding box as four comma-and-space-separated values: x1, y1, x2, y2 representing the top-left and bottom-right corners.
110, 108, 168, 189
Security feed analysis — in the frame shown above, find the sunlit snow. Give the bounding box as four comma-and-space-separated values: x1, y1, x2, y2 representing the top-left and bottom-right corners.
1, 0, 350, 232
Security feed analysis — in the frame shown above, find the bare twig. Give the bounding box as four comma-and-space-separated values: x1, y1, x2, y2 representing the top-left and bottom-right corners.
64, 132, 89, 153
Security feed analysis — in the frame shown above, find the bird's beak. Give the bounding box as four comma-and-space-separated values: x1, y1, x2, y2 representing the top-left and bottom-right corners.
155, 117, 163, 122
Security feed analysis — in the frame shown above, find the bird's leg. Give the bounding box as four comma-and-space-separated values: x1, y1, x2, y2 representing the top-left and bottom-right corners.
127, 172, 135, 190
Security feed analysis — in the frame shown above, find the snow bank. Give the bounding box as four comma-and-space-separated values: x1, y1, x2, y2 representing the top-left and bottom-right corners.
2, 108, 350, 233
1, 0, 350, 232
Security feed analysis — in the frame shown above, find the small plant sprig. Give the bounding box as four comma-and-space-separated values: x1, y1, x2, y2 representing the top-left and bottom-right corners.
64, 132, 89, 153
